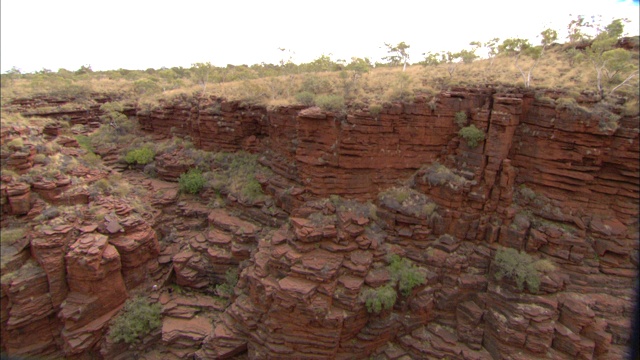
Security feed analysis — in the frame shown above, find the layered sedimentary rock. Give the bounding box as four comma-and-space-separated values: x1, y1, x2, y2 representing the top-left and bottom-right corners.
2, 86, 637, 359
136, 87, 636, 359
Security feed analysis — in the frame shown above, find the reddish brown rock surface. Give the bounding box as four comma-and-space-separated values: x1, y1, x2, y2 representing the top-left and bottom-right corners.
2, 87, 638, 359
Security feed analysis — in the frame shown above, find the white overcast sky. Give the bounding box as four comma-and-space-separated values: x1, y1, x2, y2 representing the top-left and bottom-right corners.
1, 0, 638, 73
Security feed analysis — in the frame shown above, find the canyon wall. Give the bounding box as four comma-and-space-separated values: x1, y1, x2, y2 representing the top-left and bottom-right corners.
2, 85, 638, 359
138, 86, 638, 359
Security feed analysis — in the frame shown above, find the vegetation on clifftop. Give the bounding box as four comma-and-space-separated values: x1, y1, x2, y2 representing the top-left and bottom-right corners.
1, 17, 637, 115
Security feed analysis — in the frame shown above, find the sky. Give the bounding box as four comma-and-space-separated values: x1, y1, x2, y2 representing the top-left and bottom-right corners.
1, 0, 639, 73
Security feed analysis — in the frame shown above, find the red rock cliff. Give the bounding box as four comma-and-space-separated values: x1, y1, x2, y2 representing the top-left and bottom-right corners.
135, 86, 638, 359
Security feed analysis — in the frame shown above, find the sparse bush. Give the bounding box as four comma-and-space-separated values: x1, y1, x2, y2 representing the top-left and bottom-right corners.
143, 163, 157, 177
75, 135, 94, 153
362, 285, 397, 314
33, 153, 48, 164
242, 179, 263, 201
454, 111, 468, 127
7, 138, 24, 149
216, 268, 239, 297
124, 147, 155, 165
300, 76, 334, 94
493, 247, 541, 293
1, 228, 26, 244
378, 186, 437, 219
315, 94, 345, 112
39, 206, 60, 220
555, 97, 578, 111
93, 178, 111, 194
421, 163, 466, 187
207, 151, 270, 201
388, 254, 426, 296
295, 91, 315, 106
458, 125, 485, 148
369, 104, 383, 117
179, 169, 206, 194
81, 152, 101, 167
108, 296, 162, 344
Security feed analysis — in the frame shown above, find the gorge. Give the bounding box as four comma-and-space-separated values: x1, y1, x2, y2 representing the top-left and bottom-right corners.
1, 85, 638, 359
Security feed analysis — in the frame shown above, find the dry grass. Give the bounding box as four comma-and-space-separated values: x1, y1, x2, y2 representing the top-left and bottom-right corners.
2, 44, 637, 110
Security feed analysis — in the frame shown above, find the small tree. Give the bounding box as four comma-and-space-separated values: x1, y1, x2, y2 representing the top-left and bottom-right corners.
421, 51, 442, 67
383, 42, 411, 71
443, 51, 461, 79
481, 38, 501, 68
584, 19, 638, 97
499, 28, 557, 88
191, 62, 213, 94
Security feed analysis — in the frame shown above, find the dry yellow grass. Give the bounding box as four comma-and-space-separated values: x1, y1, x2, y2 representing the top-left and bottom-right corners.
2, 44, 637, 110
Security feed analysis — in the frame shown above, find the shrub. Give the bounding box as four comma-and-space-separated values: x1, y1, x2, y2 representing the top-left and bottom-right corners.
7, 138, 24, 149
362, 285, 397, 313
108, 296, 162, 344
216, 268, 239, 297
124, 147, 155, 165
315, 94, 345, 112
33, 153, 48, 164
82, 152, 101, 167
369, 104, 383, 117
493, 247, 541, 293
1, 228, 26, 244
458, 125, 485, 148
179, 169, 206, 194
295, 91, 315, 106
143, 163, 157, 178
454, 111, 468, 127
39, 206, 60, 220
75, 135, 94, 153
93, 178, 111, 193
300, 76, 334, 94
388, 254, 426, 296
378, 186, 437, 219
242, 179, 263, 201
421, 163, 466, 187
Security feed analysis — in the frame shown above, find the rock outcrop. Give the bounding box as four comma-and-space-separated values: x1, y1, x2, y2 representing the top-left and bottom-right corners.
2, 86, 637, 359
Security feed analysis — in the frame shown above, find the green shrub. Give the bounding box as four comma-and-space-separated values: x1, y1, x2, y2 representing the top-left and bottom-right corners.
179, 169, 206, 194
458, 125, 485, 148
454, 111, 468, 127
75, 135, 94, 153
295, 91, 315, 106
315, 94, 345, 112
108, 296, 162, 344
124, 147, 155, 165
216, 268, 239, 297
493, 247, 540, 293
388, 254, 426, 296
362, 285, 397, 313
242, 179, 263, 201
207, 152, 270, 201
